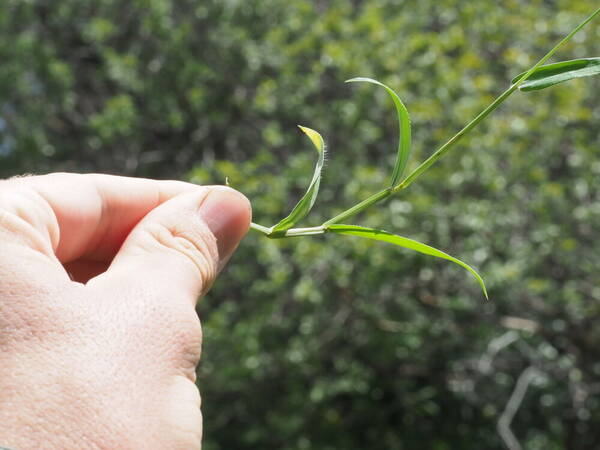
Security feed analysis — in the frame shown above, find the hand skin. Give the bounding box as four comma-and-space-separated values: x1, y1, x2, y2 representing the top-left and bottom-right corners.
0, 173, 251, 450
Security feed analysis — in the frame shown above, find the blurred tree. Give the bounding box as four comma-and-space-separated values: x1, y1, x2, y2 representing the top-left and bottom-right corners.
1, 0, 599, 449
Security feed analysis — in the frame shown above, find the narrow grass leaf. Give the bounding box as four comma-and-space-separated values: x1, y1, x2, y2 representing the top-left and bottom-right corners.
512, 58, 600, 91
327, 224, 488, 299
271, 126, 326, 233
347, 77, 411, 187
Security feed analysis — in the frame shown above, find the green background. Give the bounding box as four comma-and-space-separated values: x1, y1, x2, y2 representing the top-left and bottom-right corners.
1, 1, 599, 448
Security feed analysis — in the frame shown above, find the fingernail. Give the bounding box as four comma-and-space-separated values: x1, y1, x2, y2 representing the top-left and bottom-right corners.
198, 187, 251, 266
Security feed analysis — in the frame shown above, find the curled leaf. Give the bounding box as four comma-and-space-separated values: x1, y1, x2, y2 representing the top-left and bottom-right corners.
347, 77, 412, 187
271, 126, 326, 233
327, 224, 488, 299
512, 57, 600, 91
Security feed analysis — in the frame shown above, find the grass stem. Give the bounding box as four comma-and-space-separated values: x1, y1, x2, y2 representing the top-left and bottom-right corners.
250, 222, 272, 235
321, 6, 599, 225
249, 7, 599, 234
322, 187, 392, 226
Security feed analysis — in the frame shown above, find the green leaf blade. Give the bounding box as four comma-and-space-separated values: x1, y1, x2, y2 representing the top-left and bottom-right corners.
512, 58, 600, 91
347, 77, 411, 187
327, 224, 488, 299
271, 126, 326, 233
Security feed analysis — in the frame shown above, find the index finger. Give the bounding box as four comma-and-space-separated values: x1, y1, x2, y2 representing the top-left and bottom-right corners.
0, 173, 205, 264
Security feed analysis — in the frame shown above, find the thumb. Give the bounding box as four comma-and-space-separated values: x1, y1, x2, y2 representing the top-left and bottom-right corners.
103, 186, 251, 302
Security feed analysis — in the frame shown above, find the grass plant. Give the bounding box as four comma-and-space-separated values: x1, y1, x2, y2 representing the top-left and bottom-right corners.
249, 7, 600, 299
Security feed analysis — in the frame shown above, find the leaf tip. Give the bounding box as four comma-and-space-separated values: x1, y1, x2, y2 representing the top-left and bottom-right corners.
346, 77, 374, 84
483, 286, 490, 301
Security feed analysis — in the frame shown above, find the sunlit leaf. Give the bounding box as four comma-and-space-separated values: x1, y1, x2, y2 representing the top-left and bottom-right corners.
327, 224, 488, 299
271, 126, 326, 233
347, 77, 411, 187
512, 58, 600, 91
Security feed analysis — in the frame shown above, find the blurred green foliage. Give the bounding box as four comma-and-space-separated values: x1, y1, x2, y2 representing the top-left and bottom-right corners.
1, 0, 600, 448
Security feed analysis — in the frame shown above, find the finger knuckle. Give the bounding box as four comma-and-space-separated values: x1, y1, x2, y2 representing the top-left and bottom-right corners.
0, 182, 57, 246
149, 221, 218, 286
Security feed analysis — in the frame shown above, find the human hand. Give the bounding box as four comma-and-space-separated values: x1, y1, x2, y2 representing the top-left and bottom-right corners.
0, 173, 251, 449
